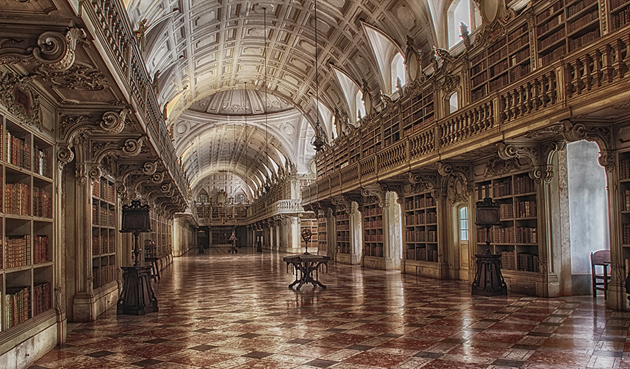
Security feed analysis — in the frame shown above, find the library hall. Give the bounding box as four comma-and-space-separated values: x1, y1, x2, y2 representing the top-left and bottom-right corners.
1, 0, 630, 367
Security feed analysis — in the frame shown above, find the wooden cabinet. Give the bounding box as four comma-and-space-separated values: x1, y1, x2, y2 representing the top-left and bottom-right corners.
0, 114, 54, 332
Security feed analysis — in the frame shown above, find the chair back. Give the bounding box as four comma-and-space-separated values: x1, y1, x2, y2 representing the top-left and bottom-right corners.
591, 250, 610, 266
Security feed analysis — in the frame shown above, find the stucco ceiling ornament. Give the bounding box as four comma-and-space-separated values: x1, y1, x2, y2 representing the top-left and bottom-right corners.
0, 71, 41, 128
0, 28, 86, 70
37, 63, 108, 91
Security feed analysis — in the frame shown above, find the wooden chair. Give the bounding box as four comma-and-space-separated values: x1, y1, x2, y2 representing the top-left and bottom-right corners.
591, 250, 611, 299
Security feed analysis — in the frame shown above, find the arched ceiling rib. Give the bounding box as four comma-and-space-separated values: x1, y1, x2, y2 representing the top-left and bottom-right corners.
126, 0, 435, 197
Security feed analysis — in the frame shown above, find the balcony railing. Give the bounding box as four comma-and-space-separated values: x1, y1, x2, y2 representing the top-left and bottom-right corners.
304, 24, 630, 204
85, 0, 189, 199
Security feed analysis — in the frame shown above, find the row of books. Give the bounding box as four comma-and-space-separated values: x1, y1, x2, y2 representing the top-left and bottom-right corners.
34, 282, 51, 317
363, 207, 383, 216
336, 213, 349, 220
515, 200, 537, 218
516, 226, 538, 244
568, 28, 600, 52
510, 63, 532, 81
611, 0, 630, 11
613, 9, 630, 30
92, 204, 115, 227
363, 220, 383, 229
92, 179, 116, 203
406, 248, 438, 262
33, 187, 52, 218
514, 176, 536, 194
33, 235, 49, 264
566, 9, 598, 34
6, 131, 31, 170
540, 45, 566, 66
622, 223, 630, 244
405, 212, 438, 225
405, 230, 430, 242
499, 251, 540, 272
494, 180, 513, 197
477, 226, 516, 243
404, 196, 436, 210
365, 246, 384, 257
92, 234, 115, 255
5, 183, 30, 216
489, 74, 509, 93
339, 245, 351, 254
537, 14, 564, 37
364, 234, 384, 242
621, 159, 630, 180
336, 224, 349, 231
336, 235, 350, 242
33, 146, 49, 178
5, 235, 31, 269
93, 265, 116, 289
500, 203, 514, 219
567, 0, 598, 17
517, 252, 540, 272
537, 1, 564, 24
6, 286, 30, 329
508, 34, 529, 54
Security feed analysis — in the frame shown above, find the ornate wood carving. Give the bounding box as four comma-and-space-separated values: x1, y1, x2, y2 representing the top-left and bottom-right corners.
0, 28, 86, 70
437, 162, 472, 204
561, 120, 615, 171
0, 71, 41, 128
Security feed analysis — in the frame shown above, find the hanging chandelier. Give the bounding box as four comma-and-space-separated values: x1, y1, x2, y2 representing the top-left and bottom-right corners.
311, 0, 325, 152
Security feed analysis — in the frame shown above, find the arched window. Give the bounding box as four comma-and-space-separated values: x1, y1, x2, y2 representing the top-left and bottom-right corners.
459, 206, 469, 241
448, 0, 471, 49
356, 91, 366, 121
391, 53, 406, 91
449, 92, 459, 114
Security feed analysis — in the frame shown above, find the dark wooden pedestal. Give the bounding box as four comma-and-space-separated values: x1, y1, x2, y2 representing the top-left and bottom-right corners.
472, 253, 508, 296
117, 266, 158, 315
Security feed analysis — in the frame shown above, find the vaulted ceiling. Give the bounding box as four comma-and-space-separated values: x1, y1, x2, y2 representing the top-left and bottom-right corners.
124, 0, 435, 196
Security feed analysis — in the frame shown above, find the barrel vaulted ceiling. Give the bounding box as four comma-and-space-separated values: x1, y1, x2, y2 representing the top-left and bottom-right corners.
124, 0, 435, 196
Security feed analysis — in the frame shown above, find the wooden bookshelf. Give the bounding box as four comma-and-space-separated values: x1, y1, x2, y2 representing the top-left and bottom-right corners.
318, 214, 327, 255
300, 217, 318, 250
362, 197, 384, 258
91, 176, 117, 290
508, 22, 532, 82
0, 114, 54, 333
610, 0, 630, 30
475, 171, 539, 274
403, 191, 438, 263
382, 109, 401, 147
361, 123, 381, 157
535, 0, 601, 66
401, 86, 434, 136
335, 210, 350, 254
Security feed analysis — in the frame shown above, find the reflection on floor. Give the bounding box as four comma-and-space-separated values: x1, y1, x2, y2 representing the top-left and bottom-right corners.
30, 247, 627, 368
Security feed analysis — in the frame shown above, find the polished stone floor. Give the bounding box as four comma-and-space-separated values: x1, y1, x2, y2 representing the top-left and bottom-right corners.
30, 247, 629, 368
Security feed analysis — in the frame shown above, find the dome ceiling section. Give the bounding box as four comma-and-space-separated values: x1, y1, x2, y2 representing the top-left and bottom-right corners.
175, 107, 306, 191
189, 88, 293, 115
127, 0, 433, 127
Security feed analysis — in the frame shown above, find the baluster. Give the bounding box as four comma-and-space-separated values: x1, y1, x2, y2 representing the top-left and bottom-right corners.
585, 54, 593, 91
550, 71, 557, 104
525, 82, 533, 114
604, 44, 614, 83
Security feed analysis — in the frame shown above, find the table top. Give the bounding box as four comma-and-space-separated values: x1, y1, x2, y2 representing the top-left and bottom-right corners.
283, 254, 330, 263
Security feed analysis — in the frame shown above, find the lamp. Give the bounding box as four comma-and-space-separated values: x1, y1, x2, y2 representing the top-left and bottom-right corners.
311, 0, 326, 151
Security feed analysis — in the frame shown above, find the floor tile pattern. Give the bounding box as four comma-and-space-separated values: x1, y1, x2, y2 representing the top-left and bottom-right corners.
30, 248, 630, 368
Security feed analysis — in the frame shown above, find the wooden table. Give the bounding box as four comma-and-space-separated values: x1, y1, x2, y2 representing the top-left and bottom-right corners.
283, 254, 330, 290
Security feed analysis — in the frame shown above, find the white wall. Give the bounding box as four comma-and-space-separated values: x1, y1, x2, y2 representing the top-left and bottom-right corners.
567, 141, 609, 293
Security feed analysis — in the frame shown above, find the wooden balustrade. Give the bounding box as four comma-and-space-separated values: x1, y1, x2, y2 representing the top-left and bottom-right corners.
86, 0, 189, 197
306, 26, 630, 204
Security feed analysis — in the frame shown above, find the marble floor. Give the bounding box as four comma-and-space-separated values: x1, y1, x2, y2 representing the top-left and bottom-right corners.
30, 248, 629, 369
